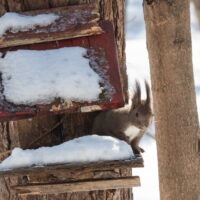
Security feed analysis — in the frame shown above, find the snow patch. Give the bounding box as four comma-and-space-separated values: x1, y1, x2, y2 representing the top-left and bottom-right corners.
0, 12, 59, 36
0, 135, 134, 171
0, 47, 102, 105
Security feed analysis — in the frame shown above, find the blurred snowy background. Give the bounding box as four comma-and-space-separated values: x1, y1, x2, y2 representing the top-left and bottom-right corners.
125, 1, 200, 199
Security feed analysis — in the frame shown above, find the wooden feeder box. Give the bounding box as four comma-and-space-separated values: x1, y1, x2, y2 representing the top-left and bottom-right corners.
0, 4, 143, 199
0, 156, 143, 197
0, 5, 124, 121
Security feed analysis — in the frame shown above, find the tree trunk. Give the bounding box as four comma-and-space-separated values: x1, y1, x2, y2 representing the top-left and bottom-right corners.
192, 0, 200, 26
143, 0, 200, 199
0, 0, 130, 200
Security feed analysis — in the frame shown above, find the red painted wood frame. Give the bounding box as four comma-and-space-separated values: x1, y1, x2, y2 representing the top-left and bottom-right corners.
0, 21, 125, 121
0, 4, 102, 48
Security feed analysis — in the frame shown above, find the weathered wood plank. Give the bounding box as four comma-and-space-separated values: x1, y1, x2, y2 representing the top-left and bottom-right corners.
0, 156, 143, 177
12, 177, 140, 196
0, 4, 102, 48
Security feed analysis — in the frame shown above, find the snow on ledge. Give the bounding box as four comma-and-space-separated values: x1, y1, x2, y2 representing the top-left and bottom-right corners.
0, 135, 134, 171
0, 47, 102, 105
0, 12, 59, 36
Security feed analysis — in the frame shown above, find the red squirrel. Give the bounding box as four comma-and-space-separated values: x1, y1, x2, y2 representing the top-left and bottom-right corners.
93, 81, 153, 153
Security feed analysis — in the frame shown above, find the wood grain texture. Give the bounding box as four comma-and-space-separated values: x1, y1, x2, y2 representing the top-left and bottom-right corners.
99, 0, 128, 103
12, 177, 140, 196
143, 0, 200, 199
6, 0, 24, 12
48, 0, 70, 8
23, 0, 50, 10
0, 0, 7, 15
0, 5, 102, 48
0, 157, 143, 177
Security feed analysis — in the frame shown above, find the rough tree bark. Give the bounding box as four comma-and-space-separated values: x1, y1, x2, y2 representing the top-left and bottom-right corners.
192, 0, 200, 26
143, 0, 200, 199
0, 0, 130, 200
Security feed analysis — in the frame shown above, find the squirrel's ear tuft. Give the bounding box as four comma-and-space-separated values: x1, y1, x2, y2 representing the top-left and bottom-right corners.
145, 80, 151, 107
131, 80, 141, 110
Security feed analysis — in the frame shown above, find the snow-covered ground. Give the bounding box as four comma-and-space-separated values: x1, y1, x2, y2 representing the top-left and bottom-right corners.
126, 1, 200, 200
0, 135, 134, 171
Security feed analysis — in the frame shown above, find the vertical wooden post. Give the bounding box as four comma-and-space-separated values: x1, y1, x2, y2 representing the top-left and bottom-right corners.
143, 0, 200, 199
0, 0, 130, 200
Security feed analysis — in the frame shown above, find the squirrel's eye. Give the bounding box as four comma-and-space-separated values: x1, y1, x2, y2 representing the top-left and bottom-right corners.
135, 112, 139, 117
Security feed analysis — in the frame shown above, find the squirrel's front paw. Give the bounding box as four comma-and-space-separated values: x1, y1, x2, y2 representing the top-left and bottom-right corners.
134, 146, 145, 154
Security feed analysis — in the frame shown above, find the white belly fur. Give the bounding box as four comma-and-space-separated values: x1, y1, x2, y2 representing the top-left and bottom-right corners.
124, 126, 140, 142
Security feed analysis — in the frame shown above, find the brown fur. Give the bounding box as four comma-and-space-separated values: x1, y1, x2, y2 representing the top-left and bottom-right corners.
92, 81, 153, 153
